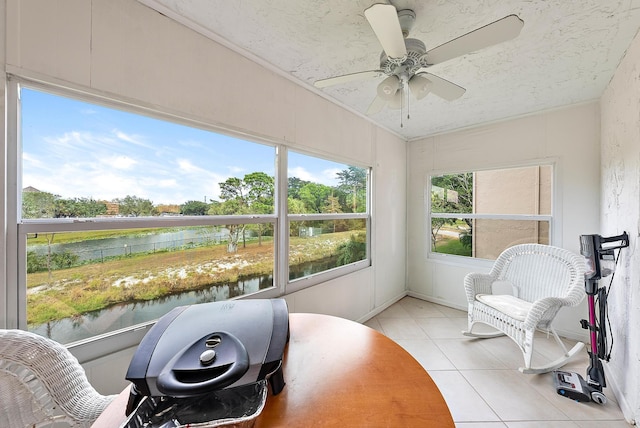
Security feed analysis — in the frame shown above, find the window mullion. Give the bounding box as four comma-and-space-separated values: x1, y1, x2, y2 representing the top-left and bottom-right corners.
5, 79, 21, 329
276, 146, 288, 294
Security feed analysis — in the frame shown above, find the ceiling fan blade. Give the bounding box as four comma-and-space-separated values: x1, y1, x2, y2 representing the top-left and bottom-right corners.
421, 14, 524, 66
366, 96, 386, 115
314, 70, 384, 88
417, 72, 465, 101
364, 4, 407, 60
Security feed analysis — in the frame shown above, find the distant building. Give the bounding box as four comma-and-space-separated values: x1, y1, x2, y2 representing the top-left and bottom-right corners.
156, 204, 181, 215
104, 202, 120, 216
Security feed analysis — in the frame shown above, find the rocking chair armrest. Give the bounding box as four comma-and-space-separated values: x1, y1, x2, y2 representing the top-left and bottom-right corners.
464, 272, 495, 303
524, 297, 572, 330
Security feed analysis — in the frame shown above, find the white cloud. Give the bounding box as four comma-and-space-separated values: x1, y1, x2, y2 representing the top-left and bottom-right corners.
288, 166, 315, 182
24, 127, 268, 204
113, 129, 148, 147
22, 152, 44, 168
103, 155, 138, 170
288, 166, 339, 186
228, 166, 245, 174
177, 158, 204, 174
321, 168, 341, 184
157, 179, 178, 189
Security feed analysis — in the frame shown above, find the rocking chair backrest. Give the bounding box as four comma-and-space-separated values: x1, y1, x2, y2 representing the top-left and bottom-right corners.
490, 244, 586, 305
0, 329, 116, 427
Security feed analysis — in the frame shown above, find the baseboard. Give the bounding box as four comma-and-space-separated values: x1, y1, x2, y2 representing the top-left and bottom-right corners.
406, 290, 468, 312
552, 327, 589, 343
603, 363, 637, 425
357, 292, 408, 324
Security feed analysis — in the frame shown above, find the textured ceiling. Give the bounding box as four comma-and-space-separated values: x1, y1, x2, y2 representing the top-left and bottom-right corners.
138, 0, 640, 141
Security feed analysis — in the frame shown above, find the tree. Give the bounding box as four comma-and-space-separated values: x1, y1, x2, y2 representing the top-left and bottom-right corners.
322, 194, 346, 232
431, 173, 473, 214
288, 177, 309, 200
288, 197, 307, 237
78, 198, 108, 217
244, 172, 275, 245
115, 195, 157, 217
22, 190, 58, 218
210, 197, 246, 253
219, 177, 247, 208
245, 172, 274, 209
54, 197, 107, 218
180, 200, 210, 215
337, 166, 367, 213
299, 182, 332, 213
217, 172, 275, 251
430, 191, 457, 250
430, 173, 473, 250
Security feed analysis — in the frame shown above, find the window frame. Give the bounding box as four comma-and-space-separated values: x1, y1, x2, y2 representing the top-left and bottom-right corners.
285, 148, 371, 293
427, 162, 556, 263
5, 76, 372, 359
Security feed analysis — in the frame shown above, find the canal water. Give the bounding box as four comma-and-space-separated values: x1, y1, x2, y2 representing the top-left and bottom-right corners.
29, 257, 337, 344
28, 228, 231, 262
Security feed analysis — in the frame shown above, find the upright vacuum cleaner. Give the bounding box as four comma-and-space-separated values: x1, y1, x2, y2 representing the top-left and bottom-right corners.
553, 232, 629, 404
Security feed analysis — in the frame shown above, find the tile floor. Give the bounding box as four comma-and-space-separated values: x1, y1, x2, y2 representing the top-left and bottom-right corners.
363, 296, 631, 428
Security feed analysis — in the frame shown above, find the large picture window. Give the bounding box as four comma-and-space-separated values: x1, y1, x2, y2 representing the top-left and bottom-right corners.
430, 165, 552, 260
8, 83, 371, 345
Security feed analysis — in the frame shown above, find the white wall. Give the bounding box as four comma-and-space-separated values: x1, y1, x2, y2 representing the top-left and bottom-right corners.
406, 102, 602, 341
600, 27, 640, 425
1, 0, 407, 394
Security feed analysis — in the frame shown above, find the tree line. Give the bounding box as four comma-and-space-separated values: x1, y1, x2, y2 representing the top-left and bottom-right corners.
23, 167, 367, 253
23, 167, 366, 218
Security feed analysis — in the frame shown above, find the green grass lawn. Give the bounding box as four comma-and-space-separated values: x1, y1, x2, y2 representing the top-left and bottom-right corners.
433, 237, 471, 256
26, 230, 361, 325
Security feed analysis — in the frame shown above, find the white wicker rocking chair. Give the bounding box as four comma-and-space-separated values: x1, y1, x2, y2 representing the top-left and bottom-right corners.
0, 329, 116, 427
462, 243, 586, 374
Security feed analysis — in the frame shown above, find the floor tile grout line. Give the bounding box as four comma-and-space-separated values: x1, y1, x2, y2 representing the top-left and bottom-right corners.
373, 297, 629, 425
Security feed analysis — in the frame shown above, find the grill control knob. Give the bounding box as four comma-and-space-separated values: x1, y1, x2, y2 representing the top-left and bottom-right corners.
199, 349, 216, 365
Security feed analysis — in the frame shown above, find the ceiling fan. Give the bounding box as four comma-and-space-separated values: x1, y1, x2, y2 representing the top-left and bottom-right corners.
314, 3, 524, 119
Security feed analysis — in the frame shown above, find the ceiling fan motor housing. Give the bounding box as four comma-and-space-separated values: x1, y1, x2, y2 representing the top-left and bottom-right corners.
379, 38, 426, 76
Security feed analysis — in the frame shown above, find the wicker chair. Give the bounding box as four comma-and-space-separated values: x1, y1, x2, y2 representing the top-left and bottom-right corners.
462, 243, 586, 374
0, 329, 116, 427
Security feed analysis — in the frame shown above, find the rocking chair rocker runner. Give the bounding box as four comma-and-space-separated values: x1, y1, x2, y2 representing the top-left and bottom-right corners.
0, 329, 116, 427
463, 244, 586, 374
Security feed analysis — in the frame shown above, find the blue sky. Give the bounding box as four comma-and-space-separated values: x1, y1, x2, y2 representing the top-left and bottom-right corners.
21, 88, 346, 205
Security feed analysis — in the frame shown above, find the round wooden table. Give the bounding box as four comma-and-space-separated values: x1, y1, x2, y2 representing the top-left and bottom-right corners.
92, 313, 454, 427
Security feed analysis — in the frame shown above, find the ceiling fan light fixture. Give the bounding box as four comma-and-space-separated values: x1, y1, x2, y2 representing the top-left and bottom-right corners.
377, 75, 401, 100
408, 74, 432, 100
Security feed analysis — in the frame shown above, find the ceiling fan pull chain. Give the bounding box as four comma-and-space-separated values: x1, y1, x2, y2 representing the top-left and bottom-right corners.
400, 88, 404, 128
